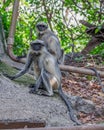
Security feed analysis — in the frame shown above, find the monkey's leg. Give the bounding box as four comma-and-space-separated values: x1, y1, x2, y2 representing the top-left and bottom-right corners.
58, 86, 81, 125
29, 68, 44, 93
58, 49, 65, 64
38, 71, 53, 96
29, 75, 43, 93
30, 69, 53, 96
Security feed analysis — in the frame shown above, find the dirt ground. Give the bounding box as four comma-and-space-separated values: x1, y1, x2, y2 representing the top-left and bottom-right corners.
63, 54, 104, 124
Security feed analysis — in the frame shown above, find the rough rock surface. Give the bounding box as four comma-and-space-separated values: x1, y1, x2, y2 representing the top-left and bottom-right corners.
68, 96, 95, 114
0, 75, 74, 127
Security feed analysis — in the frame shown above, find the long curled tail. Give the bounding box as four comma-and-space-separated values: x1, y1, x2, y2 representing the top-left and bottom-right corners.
58, 86, 81, 125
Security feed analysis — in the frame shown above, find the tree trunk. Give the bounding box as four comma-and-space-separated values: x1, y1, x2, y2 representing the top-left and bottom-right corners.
80, 20, 104, 55
7, 0, 24, 63
7, 0, 20, 46
81, 37, 102, 55
60, 65, 104, 78
0, 16, 6, 59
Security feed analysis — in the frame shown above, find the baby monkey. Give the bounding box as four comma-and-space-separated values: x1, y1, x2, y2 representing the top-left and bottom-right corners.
4, 39, 81, 125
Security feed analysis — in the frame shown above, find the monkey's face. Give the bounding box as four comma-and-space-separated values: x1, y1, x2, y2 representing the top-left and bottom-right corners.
36, 22, 48, 33
30, 40, 45, 55
31, 43, 42, 51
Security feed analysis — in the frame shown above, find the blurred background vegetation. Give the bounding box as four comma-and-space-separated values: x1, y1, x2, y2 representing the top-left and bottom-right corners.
0, 0, 104, 56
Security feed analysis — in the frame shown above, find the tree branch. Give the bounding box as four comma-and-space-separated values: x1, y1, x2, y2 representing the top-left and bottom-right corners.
79, 20, 96, 28
60, 65, 104, 78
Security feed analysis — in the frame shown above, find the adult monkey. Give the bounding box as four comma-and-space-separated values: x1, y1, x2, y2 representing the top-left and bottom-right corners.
4, 39, 80, 125
36, 22, 64, 64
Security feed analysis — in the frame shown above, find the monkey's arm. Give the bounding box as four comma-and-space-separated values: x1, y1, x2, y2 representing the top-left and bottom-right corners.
4, 52, 33, 80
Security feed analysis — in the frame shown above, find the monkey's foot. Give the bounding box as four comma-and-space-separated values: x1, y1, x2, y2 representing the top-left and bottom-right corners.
29, 88, 44, 95
29, 88, 43, 95
36, 90, 43, 95
35, 89, 53, 96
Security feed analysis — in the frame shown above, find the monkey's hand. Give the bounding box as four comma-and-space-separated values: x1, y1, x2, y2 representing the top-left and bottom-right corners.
29, 84, 38, 94
3, 72, 15, 80
29, 88, 37, 94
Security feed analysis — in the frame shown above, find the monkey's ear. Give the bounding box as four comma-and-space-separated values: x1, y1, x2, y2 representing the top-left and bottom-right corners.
30, 41, 35, 46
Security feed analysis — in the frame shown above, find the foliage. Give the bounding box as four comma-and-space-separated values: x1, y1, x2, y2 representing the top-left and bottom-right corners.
0, 0, 104, 56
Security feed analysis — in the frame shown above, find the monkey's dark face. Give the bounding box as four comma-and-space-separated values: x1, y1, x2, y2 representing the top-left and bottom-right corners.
30, 40, 45, 55
31, 43, 43, 51
36, 23, 48, 32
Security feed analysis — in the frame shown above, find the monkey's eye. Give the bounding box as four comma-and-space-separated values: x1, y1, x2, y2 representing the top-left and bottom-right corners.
38, 25, 43, 27
41, 25, 45, 27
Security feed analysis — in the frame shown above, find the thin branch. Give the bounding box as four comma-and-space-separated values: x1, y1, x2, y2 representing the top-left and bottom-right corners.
79, 20, 96, 28
98, 0, 103, 24
42, 0, 53, 31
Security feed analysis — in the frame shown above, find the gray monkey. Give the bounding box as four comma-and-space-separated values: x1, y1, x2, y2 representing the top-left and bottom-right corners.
36, 22, 64, 64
